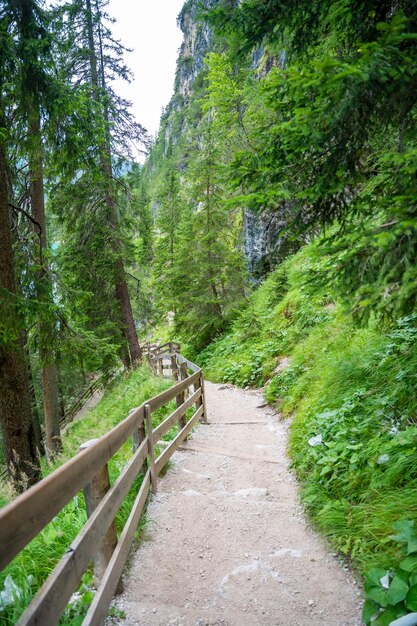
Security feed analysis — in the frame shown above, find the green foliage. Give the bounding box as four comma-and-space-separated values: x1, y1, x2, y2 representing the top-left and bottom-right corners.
203, 1, 417, 323
144, 63, 249, 352
199, 244, 333, 385
363, 521, 417, 624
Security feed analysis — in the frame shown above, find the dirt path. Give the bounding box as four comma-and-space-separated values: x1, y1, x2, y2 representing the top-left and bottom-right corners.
114, 382, 363, 626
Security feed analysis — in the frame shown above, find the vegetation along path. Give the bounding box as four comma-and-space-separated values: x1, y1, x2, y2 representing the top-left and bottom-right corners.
114, 381, 363, 625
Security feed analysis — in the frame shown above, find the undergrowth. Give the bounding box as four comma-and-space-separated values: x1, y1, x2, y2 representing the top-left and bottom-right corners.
199, 242, 417, 623
0, 365, 174, 625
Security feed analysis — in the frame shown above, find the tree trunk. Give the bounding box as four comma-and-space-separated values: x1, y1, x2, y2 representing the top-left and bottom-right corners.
29, 114, 62, 458
115, 257, 141, 365
206, 178, 223, 319
25, 339, 45, 457
0, 143, 42, 491
56, 354, 66, 420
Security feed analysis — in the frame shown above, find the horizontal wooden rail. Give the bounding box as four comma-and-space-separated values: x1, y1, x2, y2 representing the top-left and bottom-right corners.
0, 403, 145, 569
17, 439, 149, 626
155, 405, 204, 475
83, 471, 151, 626
153, 388, 201, 441
60, 373, 108, 429
0, 342, 207, 626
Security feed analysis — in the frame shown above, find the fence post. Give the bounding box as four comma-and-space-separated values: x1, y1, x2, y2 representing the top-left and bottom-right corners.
144, 404, 157, 494
194, 372, 208, 424
171, 354, 179, 381
177, 362, 188, 432
132, 419, 146, 453
200, 373, 208, 423
79, 440, 123, 594
130, 409, 147, 473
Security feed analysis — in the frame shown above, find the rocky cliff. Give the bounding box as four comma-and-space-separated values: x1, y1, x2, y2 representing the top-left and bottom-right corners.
176, 0, 217, 99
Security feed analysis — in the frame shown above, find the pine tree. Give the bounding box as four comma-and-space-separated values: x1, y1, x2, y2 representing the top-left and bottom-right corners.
171, 118, 246, 350
7, 0, 64, 456
50, 0, 147, 367
0, 8, 41, 487
153, 156, 183, 317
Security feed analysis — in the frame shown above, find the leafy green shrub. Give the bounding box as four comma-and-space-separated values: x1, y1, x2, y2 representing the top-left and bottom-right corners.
363, 520, 417, 625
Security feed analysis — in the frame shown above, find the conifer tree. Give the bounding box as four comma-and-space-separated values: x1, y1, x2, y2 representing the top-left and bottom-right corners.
171, 118, 246, 350
51, 0, 146, 367
7, 0, 64, 457
0, 7, 41, 488
153, 156, 183, 316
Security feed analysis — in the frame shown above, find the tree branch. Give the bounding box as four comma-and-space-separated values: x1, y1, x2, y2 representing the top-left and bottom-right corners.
9, 202, 43, 265
126, 271, 140, 285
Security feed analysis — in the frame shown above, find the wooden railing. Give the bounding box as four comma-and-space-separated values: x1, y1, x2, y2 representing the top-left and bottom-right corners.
60, 372, 113, 430
0, 371, 115, 482
0, 344, 206, 626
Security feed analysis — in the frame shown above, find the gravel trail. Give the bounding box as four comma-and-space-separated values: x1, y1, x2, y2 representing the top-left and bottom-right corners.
114, 381, 363, 626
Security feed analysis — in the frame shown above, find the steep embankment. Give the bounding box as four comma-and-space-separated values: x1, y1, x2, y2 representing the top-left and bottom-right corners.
198, 243, 417, 624
115, 381, 362, 625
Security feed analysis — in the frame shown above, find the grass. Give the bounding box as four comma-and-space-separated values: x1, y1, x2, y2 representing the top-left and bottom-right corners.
198, 242, 417, 587
0, 365, 176, 625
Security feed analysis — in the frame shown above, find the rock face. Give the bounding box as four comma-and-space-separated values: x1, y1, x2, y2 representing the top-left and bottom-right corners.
244, 204, 301, 279
158, 0, 219, 155
176, 0, 218, 98
244, 208, 286, 278
158, 0, 296, 278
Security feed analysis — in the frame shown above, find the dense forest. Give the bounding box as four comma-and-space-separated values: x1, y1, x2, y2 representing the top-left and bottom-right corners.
1, 0, 417, 624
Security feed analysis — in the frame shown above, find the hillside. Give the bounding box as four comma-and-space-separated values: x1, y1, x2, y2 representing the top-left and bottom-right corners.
199, 243, 417, 621
140, 2, 417, 622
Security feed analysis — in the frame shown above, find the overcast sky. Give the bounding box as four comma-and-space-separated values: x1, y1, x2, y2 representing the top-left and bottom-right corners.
108, 0, 185, 141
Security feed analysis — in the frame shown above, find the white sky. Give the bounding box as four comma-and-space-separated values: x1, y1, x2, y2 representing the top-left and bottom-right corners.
108, 0, 185, 141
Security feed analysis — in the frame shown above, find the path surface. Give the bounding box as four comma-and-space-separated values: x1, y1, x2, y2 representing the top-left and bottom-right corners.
114, 382, 363, 626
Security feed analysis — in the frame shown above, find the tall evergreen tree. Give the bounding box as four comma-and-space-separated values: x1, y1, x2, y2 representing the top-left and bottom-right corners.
153, 156, 183, 316
8, 0, 63, 456
0, 7, 41, 488
207, 0, 417, 321
170, 118, 246, 350
51, 0, 146, 367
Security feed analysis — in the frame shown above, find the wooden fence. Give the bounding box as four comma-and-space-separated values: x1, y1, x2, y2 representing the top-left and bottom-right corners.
60, 372, 111, 430
0, 343, 206, 626
0, 370, 116, 482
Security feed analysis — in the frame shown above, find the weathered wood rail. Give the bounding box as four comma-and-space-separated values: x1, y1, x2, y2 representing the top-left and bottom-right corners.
60, 371, 113, 430
0, 342, 206, 626
0, 371, 116, 482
